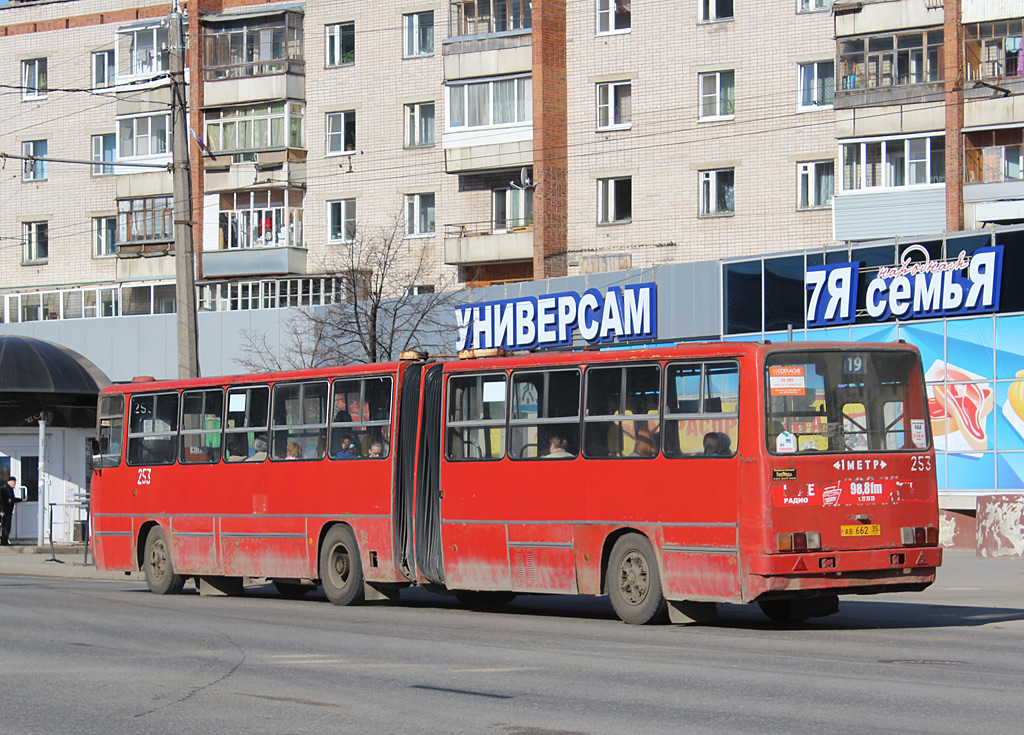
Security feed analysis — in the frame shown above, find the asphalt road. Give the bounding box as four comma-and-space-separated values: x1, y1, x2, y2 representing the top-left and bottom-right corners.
1, 550, 1022, 735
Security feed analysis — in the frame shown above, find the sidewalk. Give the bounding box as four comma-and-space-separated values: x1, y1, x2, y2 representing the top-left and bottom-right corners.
0, 544, 140, 581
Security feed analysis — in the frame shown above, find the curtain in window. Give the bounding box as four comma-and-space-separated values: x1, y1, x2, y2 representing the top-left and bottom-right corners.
817, 163, 834, 205
493, 79, 515, 124
517, 77, 532, 121
450, 86, 465, 127
468, 83, 489, 126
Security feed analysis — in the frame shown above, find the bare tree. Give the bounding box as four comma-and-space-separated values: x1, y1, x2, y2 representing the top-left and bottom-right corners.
237, 211, 460, 371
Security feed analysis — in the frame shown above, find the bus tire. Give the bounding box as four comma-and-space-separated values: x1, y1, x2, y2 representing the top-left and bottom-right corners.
143, 527, 186, 595
320, 525, 364, 606
606, 533, 668, 625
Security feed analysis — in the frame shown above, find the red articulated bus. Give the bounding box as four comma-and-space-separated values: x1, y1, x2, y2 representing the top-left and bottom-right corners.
90, 341, 941, 624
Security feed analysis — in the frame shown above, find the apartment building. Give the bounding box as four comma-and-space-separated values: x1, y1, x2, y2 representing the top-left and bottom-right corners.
0, 0, 840, 321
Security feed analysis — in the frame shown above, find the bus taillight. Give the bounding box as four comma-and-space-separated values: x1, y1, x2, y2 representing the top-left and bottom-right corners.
901, 526, 938, 546
778, 531, 821, 552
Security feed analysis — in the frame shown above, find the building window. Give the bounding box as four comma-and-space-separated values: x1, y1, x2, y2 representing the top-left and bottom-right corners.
117, 24, 169, 79
699, 71, 734, 120
448, 76, 532, 129
965, 129, 1024, 183
92, 134, 116, 175
92, 50, 115, 88
965, 19, 1024, 80
118, 114, 170, 158
328, 199, 357, 244
326, 22, 355, 66
798, 161, 834, 208
841, 135, 945, 190
700, 0, 733, 22
798, 0, 832, 12
597, 0, 630, 34
407, 284, 435, 295
118, 196, 173, 244
598, 177, 632, 224
449, 0, 531, 37
218, 190, 303, 249
22, 58, 47, 99
839, 30, 942, 90
203, 13, 304, 81
404, 12, 434, 56
699, 169, 735, 215
93, 216, 118, 257
326, 111, 356, 155
205, 103, 302, 152
405, 102, 435, 147
23, 222, 48, 263
493, 187, 533, 230
22, 140, 47, 181
597, 81, 631, 130
406, 193, 436, 236
798, 61, 835, 109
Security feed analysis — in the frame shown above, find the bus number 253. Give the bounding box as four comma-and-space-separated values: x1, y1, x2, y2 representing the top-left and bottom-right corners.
910, 455, 932, 472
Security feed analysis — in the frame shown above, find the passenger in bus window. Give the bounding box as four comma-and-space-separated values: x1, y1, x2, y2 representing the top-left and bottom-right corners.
631, 427, 657, 457
704, 431, 732, 457
335, 435, 358, 459
248, 436, 268, 461
367, 440, 384, 458
546, 435, 572, 459
227, 438, 248, 461
286, 442, 303, 459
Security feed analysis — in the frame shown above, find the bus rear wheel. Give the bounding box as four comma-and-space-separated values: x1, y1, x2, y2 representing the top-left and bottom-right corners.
143, 527, 186, 595
606, 533, 668, 625
320, 525, 364, 606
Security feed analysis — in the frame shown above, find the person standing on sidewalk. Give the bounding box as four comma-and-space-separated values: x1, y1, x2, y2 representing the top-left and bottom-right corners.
1, 476, 19, 546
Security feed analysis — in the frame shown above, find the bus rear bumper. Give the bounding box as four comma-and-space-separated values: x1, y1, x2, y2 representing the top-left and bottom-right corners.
747, 546, 941, 594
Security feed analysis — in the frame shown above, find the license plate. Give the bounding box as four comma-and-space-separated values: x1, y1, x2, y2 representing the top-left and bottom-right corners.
841, 524, 881, 537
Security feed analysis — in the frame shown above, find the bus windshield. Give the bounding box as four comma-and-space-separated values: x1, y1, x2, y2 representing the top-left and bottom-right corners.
765, 349, 929, 455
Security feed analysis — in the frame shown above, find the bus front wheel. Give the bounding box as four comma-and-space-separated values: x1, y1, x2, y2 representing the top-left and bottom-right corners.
320, 525, 365, 606
143, 527, 186, 595
606, 533, 668, 625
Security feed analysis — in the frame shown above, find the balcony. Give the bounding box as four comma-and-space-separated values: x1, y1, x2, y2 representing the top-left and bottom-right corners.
203, 246, 307, 279
443, 221, 533, 264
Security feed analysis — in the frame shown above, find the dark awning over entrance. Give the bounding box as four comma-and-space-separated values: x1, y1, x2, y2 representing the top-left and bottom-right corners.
0, 336, 110, 428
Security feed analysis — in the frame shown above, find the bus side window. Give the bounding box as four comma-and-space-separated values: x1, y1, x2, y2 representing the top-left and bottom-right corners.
224, 385, 270, 462
664, 361, 739, 458
95, 394, 125, 468
446, 373, 507, 461
329, 376, 393, 459
127, 392, 179, 466
509, 368, 581, 459
583, 364, 661, 458
180, 388, 224, 464
271, 381, 328, 460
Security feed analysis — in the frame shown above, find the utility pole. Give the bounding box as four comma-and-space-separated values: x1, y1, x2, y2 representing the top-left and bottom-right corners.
169, 4, 200, 378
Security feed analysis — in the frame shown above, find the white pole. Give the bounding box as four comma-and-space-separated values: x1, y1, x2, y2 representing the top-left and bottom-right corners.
36, 415, 47, 547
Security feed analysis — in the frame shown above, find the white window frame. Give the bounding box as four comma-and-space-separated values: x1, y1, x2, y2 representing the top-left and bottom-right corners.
93, 216, 118, 257
597, 81, 631, 130
404, 11, 434, 57
798, 0, 832, 12
840, 134, 945, 192
798, 61, 835, 110
23, 221, 48, 263
597, 177, 632, 224
406, 193, 436, 237
493, 187, 533, 231
327, 199, 357, 244
596, 0, 631, 35
118, 24, 170, 80
22, 58, 47, 100
405, 102, 436, 147
92, 133, 116, 176
22, 140, 47, 181
326, 111, 356, 155
205, 103, 297, 153
92, 50, 115, 89
699, 169, 735, 216
699, 71, 735, 120
447, 75, 532, 129
326, 22, 355, 66
699, 0, 733, 23
797, 160, 834, 209
117, 113, 170, 159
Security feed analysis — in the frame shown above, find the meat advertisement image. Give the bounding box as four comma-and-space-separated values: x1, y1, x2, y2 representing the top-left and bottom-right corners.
926, 360, 994, 453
